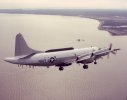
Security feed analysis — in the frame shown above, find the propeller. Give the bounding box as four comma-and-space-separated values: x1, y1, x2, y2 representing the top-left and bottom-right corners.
109, 43, 112, 50
107, 43, 120, 58
111, 48, 121, 55
107, 43, 112, 58
91, 53, 94, 57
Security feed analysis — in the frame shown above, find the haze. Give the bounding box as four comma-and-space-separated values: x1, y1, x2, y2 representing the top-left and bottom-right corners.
0, 0, 127, 9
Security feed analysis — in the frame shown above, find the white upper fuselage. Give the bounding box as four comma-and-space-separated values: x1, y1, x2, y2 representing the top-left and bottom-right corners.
5, 47, 99, 67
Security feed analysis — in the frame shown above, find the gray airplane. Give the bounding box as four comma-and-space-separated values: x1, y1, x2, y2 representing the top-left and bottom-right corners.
4, 33, 120, 71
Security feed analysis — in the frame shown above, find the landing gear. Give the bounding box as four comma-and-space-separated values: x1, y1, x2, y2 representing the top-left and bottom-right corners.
94, 59, 97, 64
59, 67, 64, 71
94, 61, 97, 64
47, 66, 49, 68
83, 64, 88, 69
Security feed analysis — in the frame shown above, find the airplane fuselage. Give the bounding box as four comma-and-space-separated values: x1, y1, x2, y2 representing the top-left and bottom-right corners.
4, 33, 120, 71
5, 47, 98, 67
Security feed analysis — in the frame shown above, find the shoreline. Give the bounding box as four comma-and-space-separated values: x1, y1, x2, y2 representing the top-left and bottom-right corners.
97, 20, 127, 36
0, 9, 127, 36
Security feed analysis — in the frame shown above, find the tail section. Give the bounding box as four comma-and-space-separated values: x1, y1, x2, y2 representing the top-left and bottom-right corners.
15, 33, 41, 56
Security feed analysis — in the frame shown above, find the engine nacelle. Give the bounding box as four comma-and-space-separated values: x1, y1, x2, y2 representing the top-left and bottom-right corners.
77, 59, 93, 64
56, 63, 72, 67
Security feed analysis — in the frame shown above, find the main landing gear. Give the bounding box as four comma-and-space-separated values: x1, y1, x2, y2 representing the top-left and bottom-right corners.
59, 67, 64, 71
83, 64, 88, 69
94, 60, 97, 64
94, 61, 97, 64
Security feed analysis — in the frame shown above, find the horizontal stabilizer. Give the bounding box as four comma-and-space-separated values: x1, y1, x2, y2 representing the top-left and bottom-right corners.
19, 53, 37, 59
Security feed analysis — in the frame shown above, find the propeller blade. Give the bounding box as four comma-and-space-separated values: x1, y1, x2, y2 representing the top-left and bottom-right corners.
91, 53, 94, 57
111, 48, 120, 55
114, 48, 121, 51
107, 53, 110, 59
76, 57, 79, 61
109, 43, 112, 50
111, 51, 116, 55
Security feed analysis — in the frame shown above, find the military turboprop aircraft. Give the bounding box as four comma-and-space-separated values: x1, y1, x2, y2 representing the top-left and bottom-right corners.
4, 33, 120, 71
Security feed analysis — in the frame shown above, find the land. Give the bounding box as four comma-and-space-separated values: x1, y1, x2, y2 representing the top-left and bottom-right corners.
91, 16, 127, 36
0, 9, 127, 36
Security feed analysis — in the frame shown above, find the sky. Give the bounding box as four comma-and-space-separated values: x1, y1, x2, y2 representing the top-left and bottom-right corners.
0, 0, 127, 9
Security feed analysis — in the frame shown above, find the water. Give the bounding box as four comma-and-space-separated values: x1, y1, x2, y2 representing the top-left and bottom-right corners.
0, 14, 127, 100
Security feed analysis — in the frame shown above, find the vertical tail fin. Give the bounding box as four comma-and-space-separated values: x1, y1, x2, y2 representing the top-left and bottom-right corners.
15, 33, 41, 56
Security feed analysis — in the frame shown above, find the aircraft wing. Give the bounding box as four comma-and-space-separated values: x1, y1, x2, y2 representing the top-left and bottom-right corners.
93, 48, 120, 60
76, 53, 94, 64
76, 46, 120, 64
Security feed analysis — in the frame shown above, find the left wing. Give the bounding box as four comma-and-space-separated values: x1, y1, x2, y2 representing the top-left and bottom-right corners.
93, 44, 120, 60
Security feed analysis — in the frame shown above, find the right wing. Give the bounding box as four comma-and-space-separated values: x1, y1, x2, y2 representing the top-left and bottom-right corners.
76, 44, 120, 64
76, 53, 94, 64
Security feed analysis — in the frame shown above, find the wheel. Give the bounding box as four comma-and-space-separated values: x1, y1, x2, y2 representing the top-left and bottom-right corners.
59, 67, 64, 71
83, 65, 88, 69
94, 61, 97, 64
